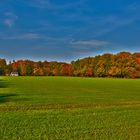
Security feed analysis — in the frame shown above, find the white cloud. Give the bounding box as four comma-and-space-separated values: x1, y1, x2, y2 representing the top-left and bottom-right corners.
70, 40, 110, 53
4, 12, 18, 28
5, 12, 18, 18
16, 0, 86, 10
4, 19, 14, 28
71, 40, 110, 46
0, 33, 44, 40
20, 33, 42, 39
20, 0, 50, 9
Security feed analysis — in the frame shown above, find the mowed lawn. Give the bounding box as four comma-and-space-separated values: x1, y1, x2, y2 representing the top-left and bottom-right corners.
0, 77, 140, 140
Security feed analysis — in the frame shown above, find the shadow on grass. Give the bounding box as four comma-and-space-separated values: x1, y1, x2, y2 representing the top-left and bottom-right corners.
0, 80, 9, 88
0, 79, 17, 104
0, 94, 17, 103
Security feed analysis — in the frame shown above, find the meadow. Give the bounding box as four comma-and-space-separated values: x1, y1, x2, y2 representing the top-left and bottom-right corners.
0, 76, 140, 140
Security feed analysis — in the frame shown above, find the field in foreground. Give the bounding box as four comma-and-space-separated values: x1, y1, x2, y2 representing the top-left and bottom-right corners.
0, 77, 140, 140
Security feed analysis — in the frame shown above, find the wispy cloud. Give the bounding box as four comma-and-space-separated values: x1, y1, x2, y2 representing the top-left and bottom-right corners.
70, 39, 110, 54
4, 19, 14, 28
4, 12, 18, 28
14, 0, 87, 10
92, 16, 139, 37
47, 0, 87, 10
0, 33, 43, 40
92, 2, 140, 37
71, 40, 110, 46
127, 0, 140, 11
25, 1, 140, 40
67, 1, 140, 38
17, 0, 50, 9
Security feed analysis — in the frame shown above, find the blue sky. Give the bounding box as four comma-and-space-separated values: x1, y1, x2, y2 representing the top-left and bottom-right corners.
0, 0, 140, 62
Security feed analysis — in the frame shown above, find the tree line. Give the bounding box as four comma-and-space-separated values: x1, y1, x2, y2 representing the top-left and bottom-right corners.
0, 52, 140, 78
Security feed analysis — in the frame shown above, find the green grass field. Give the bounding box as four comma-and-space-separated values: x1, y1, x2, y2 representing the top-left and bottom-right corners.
0, 77, 140, 140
